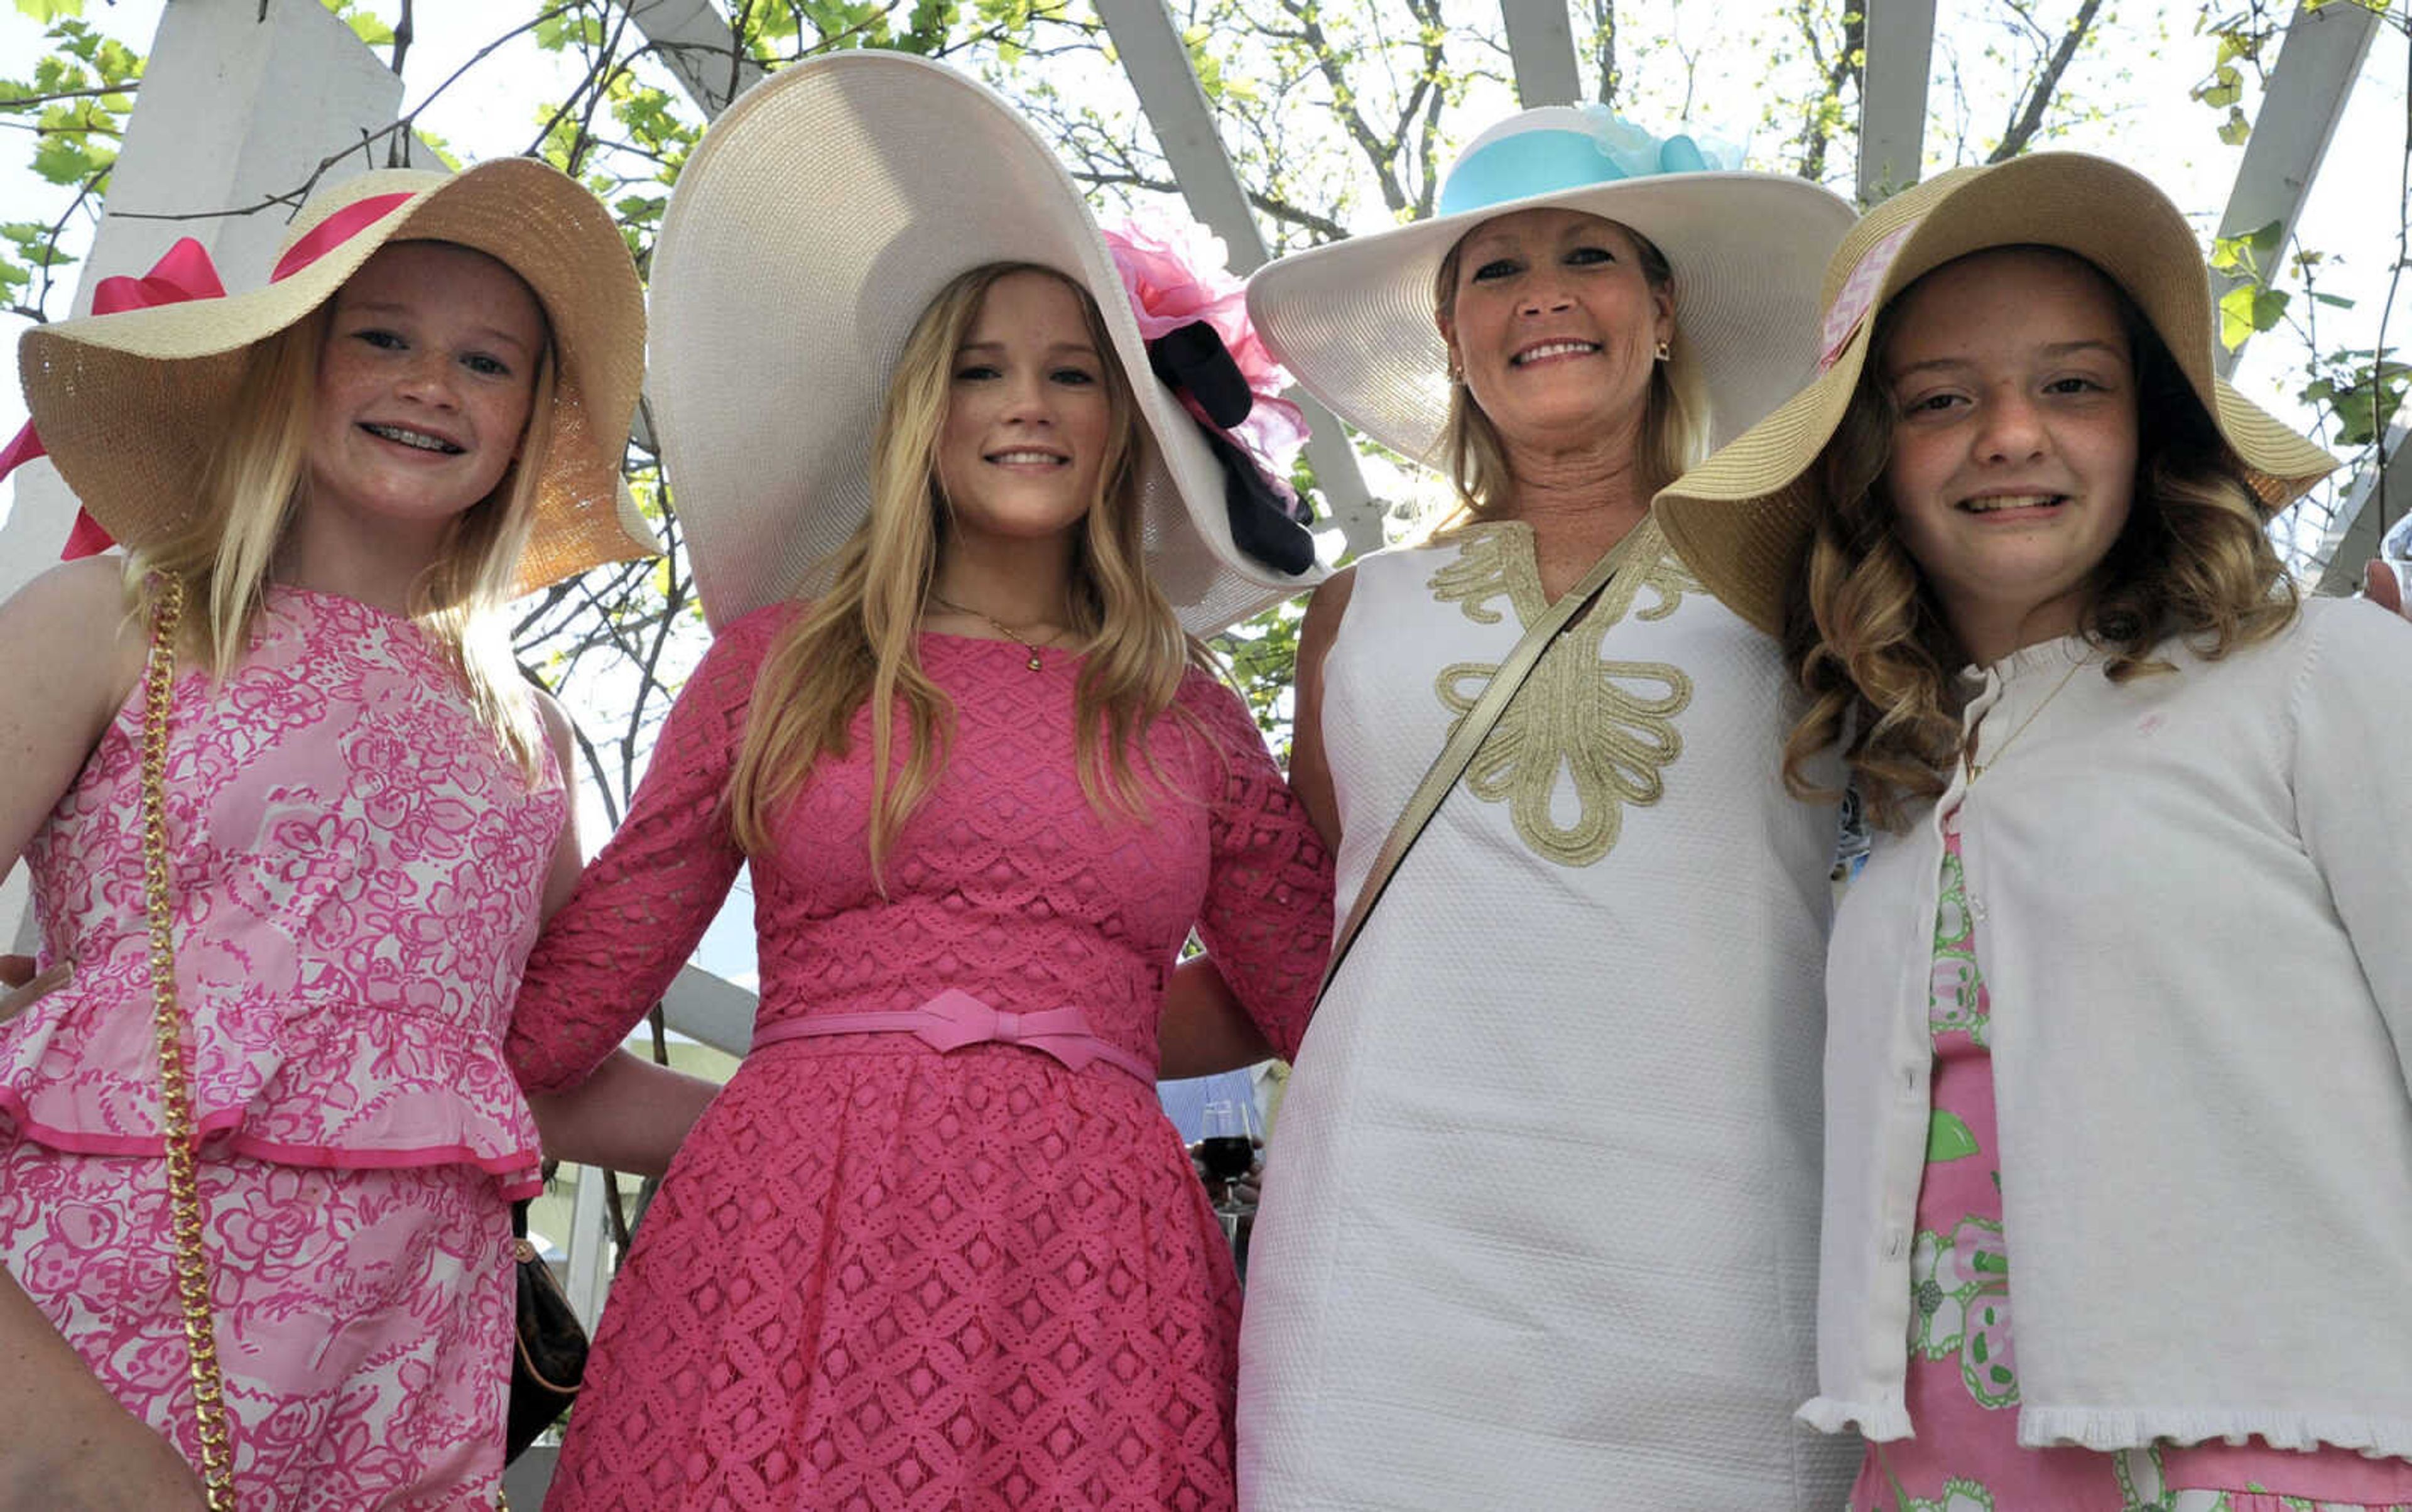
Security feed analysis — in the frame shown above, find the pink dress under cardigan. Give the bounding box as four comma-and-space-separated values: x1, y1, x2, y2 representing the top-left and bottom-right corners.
1851, 813, 2412, 1512
504, 606, 1334, 1511
0, 587, 562, 1508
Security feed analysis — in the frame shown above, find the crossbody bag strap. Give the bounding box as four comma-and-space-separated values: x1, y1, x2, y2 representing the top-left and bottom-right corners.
138, 574, 239, 1509
1312, 525, 1648, 1009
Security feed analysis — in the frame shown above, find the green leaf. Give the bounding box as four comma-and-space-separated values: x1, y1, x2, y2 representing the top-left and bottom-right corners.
14, 0, 85, 21
2217, 106, 2251, 146
345, 13, 396, 46
1926, 1110, 1980, 1163
30, 133, 95, 185
2219, 284, 2258, 351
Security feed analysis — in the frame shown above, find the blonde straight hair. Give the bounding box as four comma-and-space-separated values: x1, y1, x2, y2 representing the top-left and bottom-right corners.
121, 247, 557, 776
725, 263, 1216, 883
1428, 219, 1709, 525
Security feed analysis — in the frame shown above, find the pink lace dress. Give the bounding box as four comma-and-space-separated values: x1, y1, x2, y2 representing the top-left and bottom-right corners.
505, 606, 1334, 1511
0, 587, 563, 1508
1853, 813, 2412, 1512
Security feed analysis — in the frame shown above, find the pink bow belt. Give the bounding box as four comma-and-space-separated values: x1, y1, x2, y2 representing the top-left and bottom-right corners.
751, 989, 1153, 1085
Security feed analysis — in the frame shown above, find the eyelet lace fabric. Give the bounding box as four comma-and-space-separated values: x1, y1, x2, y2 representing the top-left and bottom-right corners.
506, 607, 1334, 1510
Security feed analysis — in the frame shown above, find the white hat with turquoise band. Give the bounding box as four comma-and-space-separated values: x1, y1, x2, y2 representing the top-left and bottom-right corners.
1245, 106, 1856, 466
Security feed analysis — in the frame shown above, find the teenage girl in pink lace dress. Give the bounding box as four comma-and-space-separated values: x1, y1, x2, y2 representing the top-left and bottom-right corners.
1660, 154, 2412, 1512
0, 163, 707, 1509
503, 55, 1331, 1511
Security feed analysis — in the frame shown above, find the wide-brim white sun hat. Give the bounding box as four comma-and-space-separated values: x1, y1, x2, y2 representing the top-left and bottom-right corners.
1244, 106, 1857, 465
649, 50, 1328, 635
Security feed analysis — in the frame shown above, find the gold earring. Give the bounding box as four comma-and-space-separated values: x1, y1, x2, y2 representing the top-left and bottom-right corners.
1654, 340, 1671, 362
1445, 356, 1464, 383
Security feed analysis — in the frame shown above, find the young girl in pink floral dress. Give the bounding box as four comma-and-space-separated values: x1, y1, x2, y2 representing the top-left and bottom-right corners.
0, 162, 705, 1508
502, 54, 1330, 1511
1659, 155, 2412, 1511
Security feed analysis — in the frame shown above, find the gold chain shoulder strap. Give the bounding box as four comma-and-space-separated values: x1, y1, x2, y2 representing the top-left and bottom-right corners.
139, 574, 239, 1508
1312, 524, 1646, 1008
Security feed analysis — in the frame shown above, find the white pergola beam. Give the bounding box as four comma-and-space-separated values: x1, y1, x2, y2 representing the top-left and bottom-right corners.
2312, 421, 2410, 595
1500, 0, 1581, 108
2212, 0, 2380, 376
619, 0, 764, 117
1857, 0, 1935, 205
658, 959, 760, 1057
1093, 0, 1385, 554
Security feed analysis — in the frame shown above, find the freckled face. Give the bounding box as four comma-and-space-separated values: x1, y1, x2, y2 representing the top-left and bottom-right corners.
1439, 207, 1674, 449
305, 241, 546, 538
1880, 247, 2140, 649
934, 269, 1116, 547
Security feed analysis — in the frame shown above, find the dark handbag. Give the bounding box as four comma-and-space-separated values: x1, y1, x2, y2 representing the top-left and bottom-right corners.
505, 1199, 587, 1461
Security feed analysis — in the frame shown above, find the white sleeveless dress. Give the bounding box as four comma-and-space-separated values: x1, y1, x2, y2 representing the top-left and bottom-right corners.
1237, 517, 1857, 1510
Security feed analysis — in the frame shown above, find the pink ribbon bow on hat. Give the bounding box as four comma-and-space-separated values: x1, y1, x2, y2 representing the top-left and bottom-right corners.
1, 190, 417, 558
0, 238, 227, 558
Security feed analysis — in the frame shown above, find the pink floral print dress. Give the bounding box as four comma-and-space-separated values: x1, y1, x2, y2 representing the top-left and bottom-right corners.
0, 587, 564, 1508
504, 605, 1334, 1511
1852, 810, 2412, 1512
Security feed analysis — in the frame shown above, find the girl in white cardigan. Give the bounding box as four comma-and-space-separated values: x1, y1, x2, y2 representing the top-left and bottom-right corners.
1656, 154, 2412, 1512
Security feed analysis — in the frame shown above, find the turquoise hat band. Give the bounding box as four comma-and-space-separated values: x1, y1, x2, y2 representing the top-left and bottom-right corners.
1437, 124, 1711, 218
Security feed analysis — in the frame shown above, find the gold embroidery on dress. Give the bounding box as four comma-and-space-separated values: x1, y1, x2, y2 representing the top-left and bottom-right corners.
1425, 518, 1696, 867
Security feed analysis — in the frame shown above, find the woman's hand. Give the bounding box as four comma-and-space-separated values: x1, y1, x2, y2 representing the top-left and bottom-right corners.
2366, 560, 2408, 618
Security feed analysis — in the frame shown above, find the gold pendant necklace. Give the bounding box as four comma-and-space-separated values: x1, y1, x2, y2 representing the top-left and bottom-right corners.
927, 592, 1055, 672
1964, 653, 2090, 784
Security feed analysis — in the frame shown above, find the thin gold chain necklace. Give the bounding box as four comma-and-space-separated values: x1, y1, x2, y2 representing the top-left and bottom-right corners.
927, 592, 1058, 672
1964, 653, 2090, 784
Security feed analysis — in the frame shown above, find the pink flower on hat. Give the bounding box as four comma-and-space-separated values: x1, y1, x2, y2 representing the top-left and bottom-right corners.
1102, 217, 1309, 486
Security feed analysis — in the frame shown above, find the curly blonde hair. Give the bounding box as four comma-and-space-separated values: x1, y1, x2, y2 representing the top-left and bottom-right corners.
1781, 247, 2297, 829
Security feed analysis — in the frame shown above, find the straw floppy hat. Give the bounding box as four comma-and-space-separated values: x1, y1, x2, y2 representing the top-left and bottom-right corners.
1243, 106, 1857, 464
1654, 151, 2340, 639
647, 50, 1327, 636
18, 159, 654, 595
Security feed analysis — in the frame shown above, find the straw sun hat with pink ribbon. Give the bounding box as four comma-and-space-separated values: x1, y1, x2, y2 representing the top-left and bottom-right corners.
1653, 151, 2339, 639
14, 157, 655, 596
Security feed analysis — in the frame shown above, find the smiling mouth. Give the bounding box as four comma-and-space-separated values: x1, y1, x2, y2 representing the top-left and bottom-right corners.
1509, 340, 1601, 367
986, 449, 1070, 467
1958, 492, 2065, 514
361, 422, 465, 455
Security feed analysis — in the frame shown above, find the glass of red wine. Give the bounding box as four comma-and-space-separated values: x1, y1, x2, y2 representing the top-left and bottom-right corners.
1198, 1099, 1259, 1231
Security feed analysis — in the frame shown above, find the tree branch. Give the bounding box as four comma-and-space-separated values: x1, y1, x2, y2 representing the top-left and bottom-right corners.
1991, 0, 2105, 162
0, 83, 140, 111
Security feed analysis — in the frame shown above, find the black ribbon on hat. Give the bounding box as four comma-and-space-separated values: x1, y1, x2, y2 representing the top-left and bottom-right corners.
1146, 320, 1318, 577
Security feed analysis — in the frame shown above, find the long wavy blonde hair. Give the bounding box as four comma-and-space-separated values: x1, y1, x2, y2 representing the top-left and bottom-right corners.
122, 242, 557, 775
1781, 247, 2297, 828
724, 263, 1215, 882
1428, 215, 1710, 525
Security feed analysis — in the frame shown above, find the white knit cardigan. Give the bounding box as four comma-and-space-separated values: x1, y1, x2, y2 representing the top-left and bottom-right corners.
1809, 596, 2412, 1457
